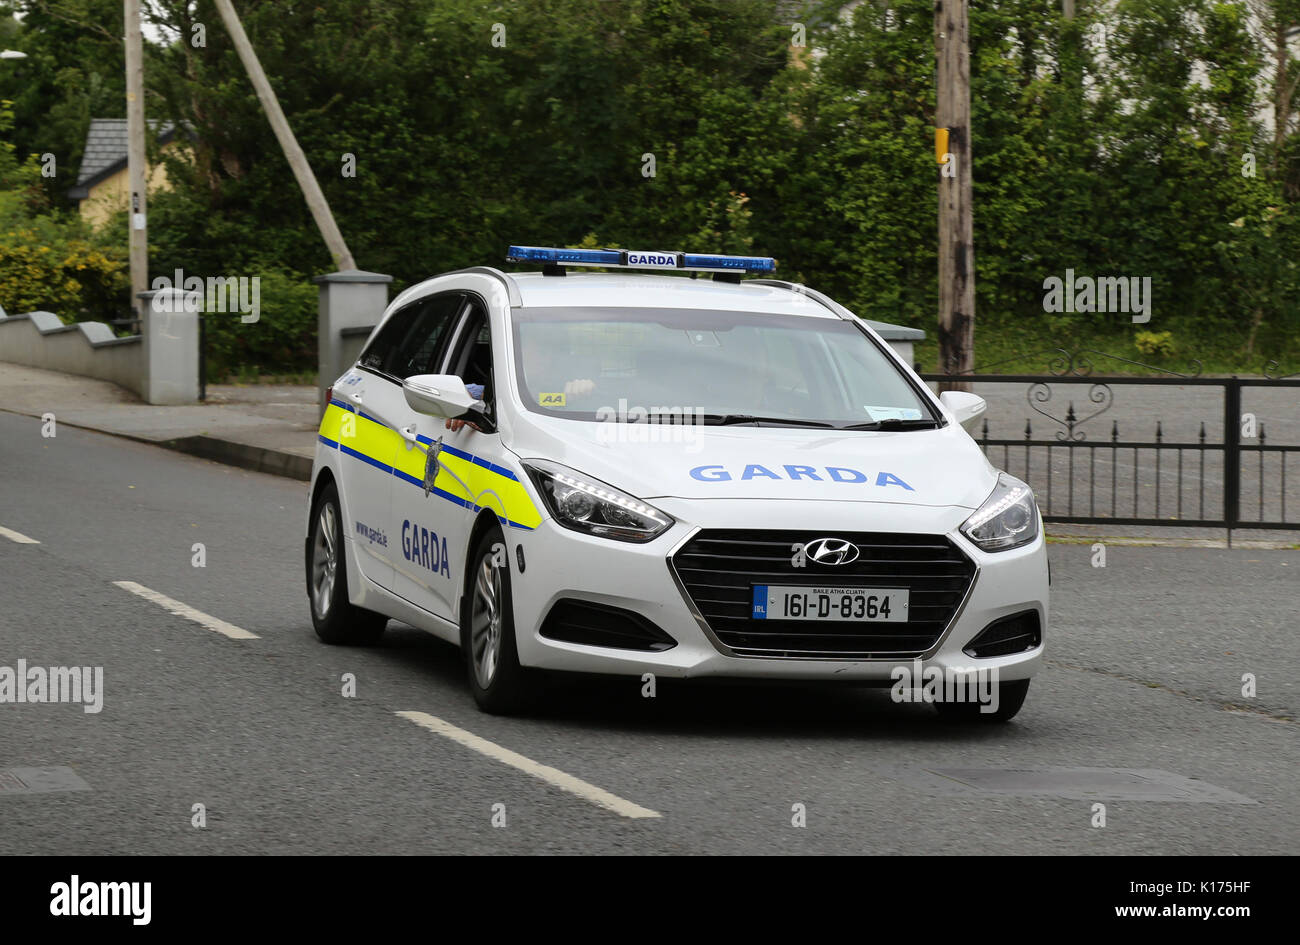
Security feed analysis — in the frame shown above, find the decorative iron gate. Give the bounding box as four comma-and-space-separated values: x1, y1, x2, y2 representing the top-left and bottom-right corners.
923, 351, 1300, 540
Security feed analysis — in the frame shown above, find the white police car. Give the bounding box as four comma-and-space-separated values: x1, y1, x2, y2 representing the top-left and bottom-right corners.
306, 246, 1047, 720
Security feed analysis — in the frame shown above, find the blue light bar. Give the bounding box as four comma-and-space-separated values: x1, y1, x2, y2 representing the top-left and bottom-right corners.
506, 245, 776, 274
506, 246, 623, 267
682, 253, 776, 273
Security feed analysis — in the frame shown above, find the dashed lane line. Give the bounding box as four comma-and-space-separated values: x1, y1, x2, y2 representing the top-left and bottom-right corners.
396, 711, 661, 819
109, 583, 656, 814
0, 525, 40, 544
112, 581, 260, 640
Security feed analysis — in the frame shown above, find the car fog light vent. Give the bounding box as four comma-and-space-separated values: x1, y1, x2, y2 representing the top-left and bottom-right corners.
963, 610, 1041, 659
540, 599, 677, 652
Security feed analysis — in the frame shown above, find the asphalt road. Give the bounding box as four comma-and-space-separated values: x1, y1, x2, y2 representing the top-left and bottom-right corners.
1, 411, 1296, 854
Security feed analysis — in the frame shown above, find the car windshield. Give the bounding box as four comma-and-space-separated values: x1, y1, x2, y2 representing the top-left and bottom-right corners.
510, 306, 937, 428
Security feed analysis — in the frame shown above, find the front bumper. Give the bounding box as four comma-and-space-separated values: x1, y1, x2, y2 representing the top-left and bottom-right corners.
509, 498, 1047, 682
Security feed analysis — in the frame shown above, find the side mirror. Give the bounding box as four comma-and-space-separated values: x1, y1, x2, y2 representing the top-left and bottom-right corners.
939, 390, 987, 433
403, 374, 484, 420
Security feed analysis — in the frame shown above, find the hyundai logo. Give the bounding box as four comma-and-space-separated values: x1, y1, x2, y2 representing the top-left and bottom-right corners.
805, 537, 860, 566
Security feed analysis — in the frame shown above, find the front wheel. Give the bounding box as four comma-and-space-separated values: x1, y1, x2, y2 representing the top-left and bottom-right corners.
934, 679, 1030, 723
306, 480, 387, 645
461, 526, 535, 714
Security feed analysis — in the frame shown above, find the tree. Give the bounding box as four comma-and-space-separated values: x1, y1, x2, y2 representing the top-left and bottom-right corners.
0, 1, 126, 206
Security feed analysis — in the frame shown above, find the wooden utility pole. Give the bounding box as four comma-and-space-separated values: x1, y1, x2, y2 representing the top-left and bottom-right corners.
1272, 20, 1298, 175
124, 0, 147, 320
213, 0, 355, 270
935, 0, 974, 388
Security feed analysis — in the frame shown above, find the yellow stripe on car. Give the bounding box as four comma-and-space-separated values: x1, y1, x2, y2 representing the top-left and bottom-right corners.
322, 399, 541, 530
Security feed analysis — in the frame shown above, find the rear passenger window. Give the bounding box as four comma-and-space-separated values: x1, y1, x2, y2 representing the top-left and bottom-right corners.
359, 292, 465, 380
358, 304, 416, 373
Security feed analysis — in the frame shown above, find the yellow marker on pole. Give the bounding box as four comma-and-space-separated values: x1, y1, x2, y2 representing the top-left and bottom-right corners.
935, 128, 949, 164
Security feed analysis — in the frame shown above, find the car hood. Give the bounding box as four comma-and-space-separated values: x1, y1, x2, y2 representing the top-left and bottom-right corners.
504, 414, 998, 510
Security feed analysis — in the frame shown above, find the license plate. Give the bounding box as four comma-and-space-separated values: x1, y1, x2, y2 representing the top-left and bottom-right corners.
751, 585, 909, 622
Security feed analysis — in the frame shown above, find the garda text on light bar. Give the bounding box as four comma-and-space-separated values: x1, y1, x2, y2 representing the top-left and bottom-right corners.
505, 245, 776, 274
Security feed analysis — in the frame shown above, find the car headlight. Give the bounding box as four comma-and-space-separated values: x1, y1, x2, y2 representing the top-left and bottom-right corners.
522, 459, 674, 543
961, 472, 1039, 551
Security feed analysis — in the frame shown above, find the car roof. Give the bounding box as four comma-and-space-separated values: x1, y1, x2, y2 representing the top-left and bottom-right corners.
509, 271, 842, 319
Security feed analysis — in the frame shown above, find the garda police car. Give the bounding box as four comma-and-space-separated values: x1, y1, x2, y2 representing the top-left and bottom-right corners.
306, 246, 1047, 719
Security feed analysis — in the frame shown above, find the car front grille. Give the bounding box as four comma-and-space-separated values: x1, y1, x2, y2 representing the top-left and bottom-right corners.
670, 529, 976, 659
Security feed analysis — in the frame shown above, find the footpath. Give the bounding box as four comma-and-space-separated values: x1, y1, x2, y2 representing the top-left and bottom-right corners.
0, 361, 317, 480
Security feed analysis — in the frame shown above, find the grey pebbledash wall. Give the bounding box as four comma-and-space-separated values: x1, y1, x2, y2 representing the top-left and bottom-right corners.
0, 309, 144, 394
0, 294, 199, 405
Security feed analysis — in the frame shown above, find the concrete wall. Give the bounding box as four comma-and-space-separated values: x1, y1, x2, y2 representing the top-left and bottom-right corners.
137, 290, 201, 405
0, 311, 143, 396
0, 295, 200, 405
316, 270, 392, 414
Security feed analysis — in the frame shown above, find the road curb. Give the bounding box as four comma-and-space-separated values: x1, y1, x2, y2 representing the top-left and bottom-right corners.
157, 435, 313, 481
0, 406, 312, 482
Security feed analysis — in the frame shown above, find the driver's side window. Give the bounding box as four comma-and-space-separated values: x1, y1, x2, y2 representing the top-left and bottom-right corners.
444, 300, 494, 416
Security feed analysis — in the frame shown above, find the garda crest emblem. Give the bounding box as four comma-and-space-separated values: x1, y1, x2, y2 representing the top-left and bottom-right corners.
423, 436, 443, 497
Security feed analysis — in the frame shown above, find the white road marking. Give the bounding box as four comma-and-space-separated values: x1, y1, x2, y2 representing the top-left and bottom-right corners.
112, 581, 260, 640
0, 525, 40, 544
396, 711, 661, 819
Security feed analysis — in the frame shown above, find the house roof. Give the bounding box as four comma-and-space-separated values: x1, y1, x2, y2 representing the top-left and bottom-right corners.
70, 118, 176, 199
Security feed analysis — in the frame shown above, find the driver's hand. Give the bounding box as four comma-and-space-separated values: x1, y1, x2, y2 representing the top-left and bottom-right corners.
564, 378, 596, 396
445, 418, 480, 433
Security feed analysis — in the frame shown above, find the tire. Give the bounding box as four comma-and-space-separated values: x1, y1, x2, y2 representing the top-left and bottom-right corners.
934, 679, 1030, 723
460, 525, 534, 714
306, 480, 387, 645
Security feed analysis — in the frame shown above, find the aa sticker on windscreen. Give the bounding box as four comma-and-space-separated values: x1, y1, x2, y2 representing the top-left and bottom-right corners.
539, 392, 567, 407
863, 406, 923, 420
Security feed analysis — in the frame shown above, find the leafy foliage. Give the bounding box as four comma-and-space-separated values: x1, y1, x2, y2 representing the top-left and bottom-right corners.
0, 99, 127, 320
0, 0, 1296, 375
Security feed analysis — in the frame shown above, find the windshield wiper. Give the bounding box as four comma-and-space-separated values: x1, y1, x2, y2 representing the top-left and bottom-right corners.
840, 418, 943, 431
702, 413, 837, 428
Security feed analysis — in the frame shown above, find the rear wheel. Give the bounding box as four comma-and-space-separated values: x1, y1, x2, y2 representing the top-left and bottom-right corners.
306, 480, 387, 645
461, 526, 535, 714
934, 679, 1030, 723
